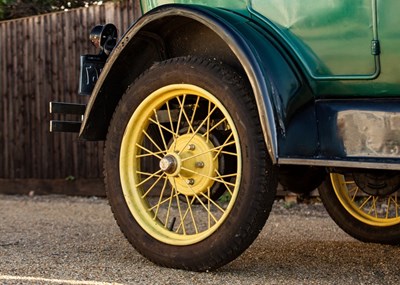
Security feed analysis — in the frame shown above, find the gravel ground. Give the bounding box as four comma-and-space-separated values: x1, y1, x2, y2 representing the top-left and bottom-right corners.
1, 194, 399, 284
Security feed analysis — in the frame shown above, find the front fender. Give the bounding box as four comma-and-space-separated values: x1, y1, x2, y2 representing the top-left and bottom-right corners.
80, 4, 310, 164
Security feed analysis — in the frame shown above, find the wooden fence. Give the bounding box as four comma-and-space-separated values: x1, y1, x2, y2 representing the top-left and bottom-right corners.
0, 1, 141, 194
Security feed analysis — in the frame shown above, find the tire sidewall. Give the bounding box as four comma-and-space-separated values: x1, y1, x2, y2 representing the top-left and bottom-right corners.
105, 58, 276, 270
320, 176, 400, 244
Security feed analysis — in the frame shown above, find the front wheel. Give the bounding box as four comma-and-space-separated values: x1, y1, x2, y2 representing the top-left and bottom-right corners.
104, 57, 277, 271
319, 172, 400, 244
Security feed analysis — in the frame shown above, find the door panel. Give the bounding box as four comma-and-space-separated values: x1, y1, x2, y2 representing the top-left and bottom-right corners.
250, 0, 376, 78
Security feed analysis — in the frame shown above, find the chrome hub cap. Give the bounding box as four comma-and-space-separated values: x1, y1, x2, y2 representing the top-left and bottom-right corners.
159, 154, 178, 174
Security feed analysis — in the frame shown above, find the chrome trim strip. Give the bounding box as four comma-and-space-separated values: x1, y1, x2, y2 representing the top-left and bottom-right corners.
279, 158, 400, 171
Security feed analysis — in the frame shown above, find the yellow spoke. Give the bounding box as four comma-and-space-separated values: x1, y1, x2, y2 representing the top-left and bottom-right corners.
214, 169, 235, 196
367, 196, 378, 217
202, 117, 228, 135
136, 143, 163, 160
176, 96, 196, 134
143, 129, 166, 154
351, 187, 359, 202
187, 195, 199, 234
153, 178, 168, 220
200, 192, 226, 214
347, 186, 358, 195
216, 173, 238, 179
174, 94, 186, 139
219, 150, 238, 156
214, 140, 236, 151
171, 179, 186, 235
189, 96, 201, 129
213, 133, 234, 160
166, 101, 175, 135
164, 183, 176, 228
206, 100, 212, 143
386, 196, 391, 219
152, 109, 169, 150
177, 174, 219, 223
181, 166, 236, 187
136, 170, 164, 178
136, 169, 163, 187
175, 197, 186, 235
345, 180, 356, 185
149, 117, 176, 137
177, 104, 218, 155
176, 196, 198, 234
136, 150, 165, 158
148, 185, 177, 212
141, 173, 166, 199
180, 141, 236, 162
358, 195, 372, 211
193, 102, 218, 138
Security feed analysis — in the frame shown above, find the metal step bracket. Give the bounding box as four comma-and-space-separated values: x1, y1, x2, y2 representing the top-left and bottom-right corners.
49, 102, 86, 133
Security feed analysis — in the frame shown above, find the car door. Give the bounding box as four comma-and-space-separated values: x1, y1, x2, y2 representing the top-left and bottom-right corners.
249, 0, 378, 79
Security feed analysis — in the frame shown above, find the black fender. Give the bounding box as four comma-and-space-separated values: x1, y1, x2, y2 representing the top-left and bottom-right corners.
80, 4, 315, 164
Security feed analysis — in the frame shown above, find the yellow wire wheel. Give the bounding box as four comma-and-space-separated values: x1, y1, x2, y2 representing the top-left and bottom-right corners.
330, 173, 400, 227
319, 172, 400, 244
120, 84, 241, 245
104, 57, 277, 271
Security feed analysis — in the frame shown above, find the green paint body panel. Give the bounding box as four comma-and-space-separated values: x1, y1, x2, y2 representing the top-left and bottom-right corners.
141, 0, 400, 96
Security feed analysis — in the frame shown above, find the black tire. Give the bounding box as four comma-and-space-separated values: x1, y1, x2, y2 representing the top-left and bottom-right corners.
319, 173, 400, 244
104, 57, 278, 271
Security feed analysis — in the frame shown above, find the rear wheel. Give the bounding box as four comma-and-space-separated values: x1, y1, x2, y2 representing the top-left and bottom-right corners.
319, 172, 400, 244
104, 57, 277, 271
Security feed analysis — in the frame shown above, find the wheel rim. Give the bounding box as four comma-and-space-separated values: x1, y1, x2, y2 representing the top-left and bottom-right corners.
330, 173, 400, 227
120, 84, 242, 245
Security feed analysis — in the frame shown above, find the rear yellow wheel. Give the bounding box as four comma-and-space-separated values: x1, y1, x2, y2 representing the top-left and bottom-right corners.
319, 172, 400, 244
330, 173, 400, 227
104, 57, 277, 271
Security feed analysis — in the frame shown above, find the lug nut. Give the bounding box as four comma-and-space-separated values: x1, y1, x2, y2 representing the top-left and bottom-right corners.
187, 144, 196, 151
195, 161, 205, 168
186, 178, 195, 185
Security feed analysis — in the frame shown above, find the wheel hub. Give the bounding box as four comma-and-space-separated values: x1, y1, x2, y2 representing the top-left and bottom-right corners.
160, 134, 219, 196
159, 155, 178, 174
352, 171, 400, 196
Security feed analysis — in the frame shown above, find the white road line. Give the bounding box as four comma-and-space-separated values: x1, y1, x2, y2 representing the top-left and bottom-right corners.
0, 275, 124, 285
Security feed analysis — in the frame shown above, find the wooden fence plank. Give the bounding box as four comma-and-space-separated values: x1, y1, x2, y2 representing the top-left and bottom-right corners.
0, 0, 141, 190
5, 21, 14, 178
0, 20, 4, 177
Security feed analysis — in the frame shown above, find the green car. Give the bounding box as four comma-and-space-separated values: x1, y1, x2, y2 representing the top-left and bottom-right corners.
50, 0, 400, 271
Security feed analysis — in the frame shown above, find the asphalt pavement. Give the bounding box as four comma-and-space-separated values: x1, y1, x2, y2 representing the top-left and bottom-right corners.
1, 194, 399, 284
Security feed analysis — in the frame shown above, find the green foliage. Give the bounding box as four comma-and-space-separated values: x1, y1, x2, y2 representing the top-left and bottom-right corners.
0, 0, 120, 21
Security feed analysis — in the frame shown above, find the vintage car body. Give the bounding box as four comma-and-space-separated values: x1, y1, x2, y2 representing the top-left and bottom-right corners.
79, 0, 400, 169
50, 0, 400, 271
